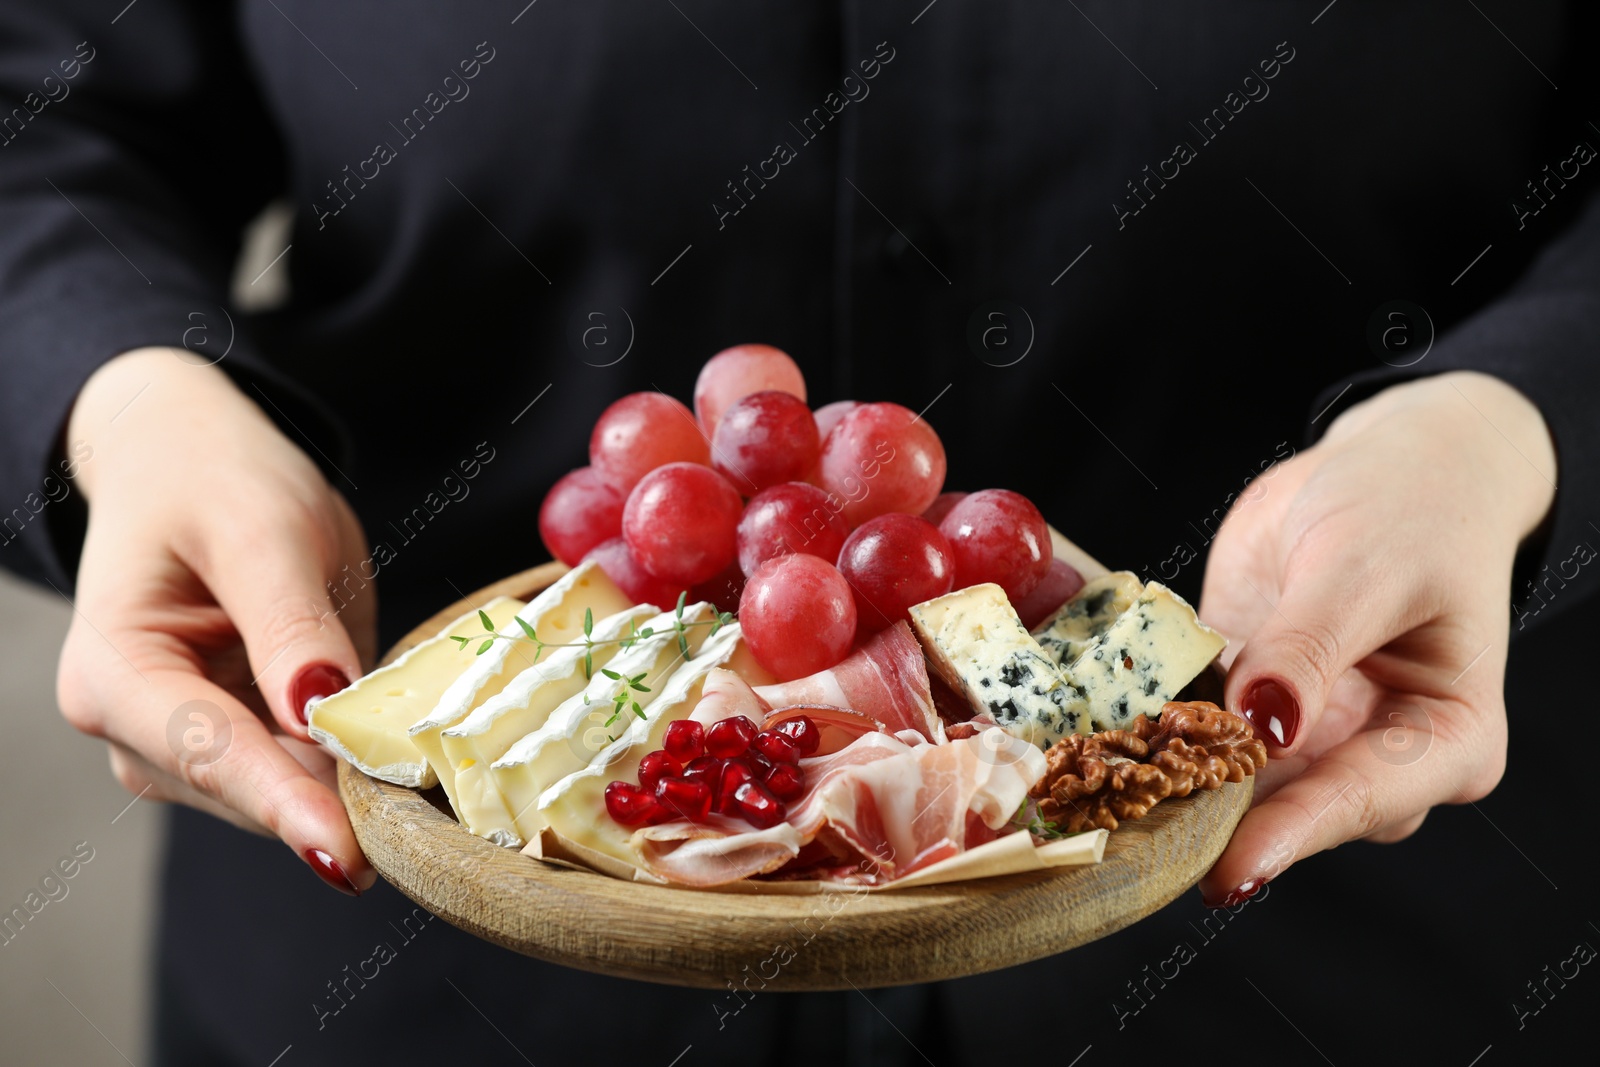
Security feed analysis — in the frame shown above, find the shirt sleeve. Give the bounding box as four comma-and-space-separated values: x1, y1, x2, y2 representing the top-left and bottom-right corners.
1306, 188, 1600, 635
0, 1, 331, 591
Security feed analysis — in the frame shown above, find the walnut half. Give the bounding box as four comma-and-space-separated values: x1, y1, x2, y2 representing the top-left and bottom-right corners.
1030, 700, 1267, 833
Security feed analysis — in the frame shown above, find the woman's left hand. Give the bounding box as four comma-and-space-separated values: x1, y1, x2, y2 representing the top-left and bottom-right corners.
1196, 370, 1557, 906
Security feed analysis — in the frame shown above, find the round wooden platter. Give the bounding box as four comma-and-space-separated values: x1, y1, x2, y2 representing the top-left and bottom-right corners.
339, 562, 1253, 990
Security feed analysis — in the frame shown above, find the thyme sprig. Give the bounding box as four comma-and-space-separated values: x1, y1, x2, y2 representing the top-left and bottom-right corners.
449, 591, 735, 682
1009, 800, 1080, 842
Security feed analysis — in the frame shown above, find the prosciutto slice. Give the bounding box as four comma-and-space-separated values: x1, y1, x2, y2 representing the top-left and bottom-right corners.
754, 622, 943, 742
634, 727, 1045, 887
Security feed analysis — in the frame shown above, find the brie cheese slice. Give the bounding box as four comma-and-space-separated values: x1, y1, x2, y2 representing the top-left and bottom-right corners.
306, 596, 524, 787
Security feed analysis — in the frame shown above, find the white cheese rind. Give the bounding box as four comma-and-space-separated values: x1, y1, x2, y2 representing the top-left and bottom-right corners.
909, 584, 1090, 747
445, 604, 654, 838
480, 603, 717, 847
1066, 581, 1227, 731
409, 561, 632, 813
306, 596, 524, 787
535, 623, 756, 863
1032, 571, 1143, 666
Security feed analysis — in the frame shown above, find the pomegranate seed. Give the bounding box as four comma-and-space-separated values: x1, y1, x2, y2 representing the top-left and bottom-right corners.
748, 751, 776, 782
655, 776, 713, 822
663, 720, 705, 762
775, 715, 820, 755
604, 781, 660, 826
765, 762, 806, 801
718, 759, 756, 814
682, 755, 723, 792
753, 729, 801, 764
638, 750, 682, 789
733, 781, 786, 828
706, 715, 758, 759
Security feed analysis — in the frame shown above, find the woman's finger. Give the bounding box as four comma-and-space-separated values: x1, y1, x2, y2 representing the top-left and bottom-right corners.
1223, 528, 1426, 755
1197, 712, 1466, 905
182, 507, 365, 740
107, 742, 272, 836
94, 661, 375, 895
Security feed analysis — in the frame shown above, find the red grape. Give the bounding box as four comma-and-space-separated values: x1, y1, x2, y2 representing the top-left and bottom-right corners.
589, 392, 710, 493
818, 402, 946, 527
694, 344, 806, 440
736, 482, 849, 578
921, 491, 967, 528
812, 400, 859, 442
622, 463, 742, 585
938, 489, 1052, 600
583, 537, 689, 608
837, 513, 956, 631
710, 391, 820, 494
739, 554, 857, 681
538, 467, 625, 566
691, 560, 745, 614
1013, 557, 1087, 630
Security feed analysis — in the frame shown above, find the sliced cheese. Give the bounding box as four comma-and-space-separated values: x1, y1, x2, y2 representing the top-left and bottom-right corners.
446, 604, 654, 838
909, 583, 1090, 747
409, 560, 632, 813
479, 602, 717, 847
1066, 581, 1226, 731
1032, 570, 1143, 666
536, 623, 756, 863
306, 596, 524, 787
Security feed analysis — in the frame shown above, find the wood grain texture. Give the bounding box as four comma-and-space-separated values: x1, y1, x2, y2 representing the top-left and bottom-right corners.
338, 562, 1253, 990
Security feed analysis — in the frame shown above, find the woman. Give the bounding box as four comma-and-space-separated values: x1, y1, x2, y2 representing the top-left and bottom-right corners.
3, 3, 1594, 1064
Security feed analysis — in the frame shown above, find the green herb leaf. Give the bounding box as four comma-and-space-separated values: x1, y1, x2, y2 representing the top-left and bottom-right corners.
584, 649, 593, 679
479, 609, 495, 632
516, 616, 538, 641
675, 589, 688, 615
476, 638, 495, 655
600, 668, 621, 681
638, 627, 653, 639
632, 700, 645, 719
583, 607, 593, 638
678, 632, 690, 659
451, 635, 470, 648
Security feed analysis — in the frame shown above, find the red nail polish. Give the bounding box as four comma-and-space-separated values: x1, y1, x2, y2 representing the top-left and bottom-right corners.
1239, 678, 1300, 749
1208, 876, 1266, 909
304, 848, 361, 897
291, 664, 351, 725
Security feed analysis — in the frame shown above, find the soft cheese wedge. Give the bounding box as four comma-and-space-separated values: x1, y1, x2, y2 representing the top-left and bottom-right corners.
446, 604, 655, 838
479, 602, 718, 847
910, 583, 1091, 747
535, 623, 758, 864
1031, 571, 1143, 667
1065, 581, 1226, 732
307, 596, 524, 787
409, 561, 631, 814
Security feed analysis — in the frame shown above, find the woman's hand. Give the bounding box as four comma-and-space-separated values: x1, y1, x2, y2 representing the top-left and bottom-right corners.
57, 348, 378, 895
1197, 371, 1557, 906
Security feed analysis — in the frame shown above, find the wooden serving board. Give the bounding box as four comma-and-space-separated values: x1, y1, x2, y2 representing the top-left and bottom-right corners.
339, 563, 1253, 990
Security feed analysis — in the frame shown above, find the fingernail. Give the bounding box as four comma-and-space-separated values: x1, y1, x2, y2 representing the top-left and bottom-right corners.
1240, 678, 1299, 749
303, 848, 361, 897
1206, 876, 1266, 909
291, 664, 350, 725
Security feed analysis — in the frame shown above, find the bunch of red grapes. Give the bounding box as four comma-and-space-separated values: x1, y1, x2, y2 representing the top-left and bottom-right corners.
539, 344, 1082, 681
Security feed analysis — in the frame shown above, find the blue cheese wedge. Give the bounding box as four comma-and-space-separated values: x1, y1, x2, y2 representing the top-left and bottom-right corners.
1031, 570, 1143, 667
909, 583, 1090, 747
1065, 581, 1226, 731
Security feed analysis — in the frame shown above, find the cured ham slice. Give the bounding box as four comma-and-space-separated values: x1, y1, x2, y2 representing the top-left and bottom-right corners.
688, 668, 771, 726
634, 727, 1045, 887
753, 622, 943, 742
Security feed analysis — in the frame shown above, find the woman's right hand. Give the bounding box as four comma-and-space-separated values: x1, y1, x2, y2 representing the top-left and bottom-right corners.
57, 348, 378, 895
